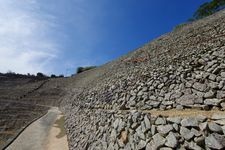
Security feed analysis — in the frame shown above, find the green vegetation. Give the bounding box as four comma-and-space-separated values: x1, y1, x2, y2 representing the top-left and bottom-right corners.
76, 66, 97, 74
174, 0, 225, 31
191, 0, 225, 21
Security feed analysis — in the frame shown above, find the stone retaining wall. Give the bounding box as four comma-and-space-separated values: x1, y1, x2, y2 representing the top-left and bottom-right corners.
64, 10, 225, 150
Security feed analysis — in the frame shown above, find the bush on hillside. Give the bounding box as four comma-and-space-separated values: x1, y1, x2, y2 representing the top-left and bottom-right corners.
76, 66, 97, 74
36, 72, 47, 78
59, 74, 64, 78
191, 0, 225, 20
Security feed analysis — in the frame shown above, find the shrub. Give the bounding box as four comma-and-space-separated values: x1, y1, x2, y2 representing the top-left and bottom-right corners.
36, 72, 46, 78
59, 74, 64, 78
191, 0, 225, 21
76, 66, 97, 74
51, 74, 56, 78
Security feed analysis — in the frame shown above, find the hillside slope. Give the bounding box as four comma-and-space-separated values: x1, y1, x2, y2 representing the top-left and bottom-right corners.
62, 10, 225, 149
1, 9, 225, 150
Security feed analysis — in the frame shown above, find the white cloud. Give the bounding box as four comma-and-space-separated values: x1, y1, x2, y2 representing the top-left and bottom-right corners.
0, 0, 58, 74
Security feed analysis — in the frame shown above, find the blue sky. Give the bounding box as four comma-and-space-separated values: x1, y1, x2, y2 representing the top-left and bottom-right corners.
0, 0, 209, 76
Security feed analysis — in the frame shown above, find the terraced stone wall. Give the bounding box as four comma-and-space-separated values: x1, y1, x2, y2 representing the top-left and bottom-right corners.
64, 10, 225, 150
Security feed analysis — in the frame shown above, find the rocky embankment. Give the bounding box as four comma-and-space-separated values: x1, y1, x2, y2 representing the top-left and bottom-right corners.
1, 8, 225, 150
63, 10, 225, 150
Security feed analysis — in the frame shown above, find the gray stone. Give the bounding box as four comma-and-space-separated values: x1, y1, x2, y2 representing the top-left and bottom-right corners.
165, 132, 177, 148
167, 117, 181, 124
209, 82, 219, 89
149, 95, 157, 101
155, 117, 166, 125
137, 91, 143, 96
212, 114, 225, 120
152, 133, 166, 148
196, 115, 207, 122
131, 123, 138, 129
158, 83, 164, 89
217, 91, 225, 99
180, 127, 194, 141
204, 98, 223, 106
208, 122, 223, 133
136, 125, 145, 139
141, 121, 147, 133
151, 125, 156, 135
173, 123, 179, 131
198, 58, 206, 65
110, 129, 117, 142
186, 81, 193, 88
191, 128, 202, 137
129, 96, 136, 102
221, 72, 225, 78
188, 141, 202, 150
209, 74, 217, 81
199, 122, 208, 131
205, 134, 225, 149
157, 125, 173, 135
204, 90, 215, 98
124, 143, 132, 150
161, 101, 174, 106
214, 120, 225, 125
176, 105, 184, 110
181, 118, 199, 127
194, 136, 205, 146
221, 102, 225, 109
113, 118, 120, 129
108, 142, 114, 150
164, 93, 172, 100
192, 89, 204, 98
159, 148, 173, 150
193, 82, 207, 92
137, 140, 147, 150
146, 140, 157, 150
128, 100, 136, 107
117, 139, 125, 147
177, 94, 196, 106
170, 91, 182, 100
146, 101, 160, 107
144, 115, 151, 130
222, 126, 225, 135
218, 81, 224, 89
160, 104, 166, 110
132, 111, 141, 122
117, 120, 125, 132
196, 74, 203, 80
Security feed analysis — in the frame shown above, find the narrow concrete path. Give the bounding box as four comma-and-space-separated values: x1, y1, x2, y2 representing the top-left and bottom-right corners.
6, 107, 69, 150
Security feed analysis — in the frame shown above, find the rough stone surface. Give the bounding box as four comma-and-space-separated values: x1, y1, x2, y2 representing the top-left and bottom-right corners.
180, 127, 194, 141
152, 133, 166, 148
157, 125, 173, 135
165, 132, 177, 148
205, 134, 225, 149
181, 118, 199, 127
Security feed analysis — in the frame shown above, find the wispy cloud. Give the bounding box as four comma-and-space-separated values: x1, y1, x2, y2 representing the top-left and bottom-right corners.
0, 0, 58, 74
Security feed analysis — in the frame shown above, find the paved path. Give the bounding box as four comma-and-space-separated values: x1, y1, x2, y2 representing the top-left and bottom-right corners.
6, 107, 69, 150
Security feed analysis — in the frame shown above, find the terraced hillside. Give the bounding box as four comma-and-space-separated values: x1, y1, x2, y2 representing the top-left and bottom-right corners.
0, 76, 67, 149
62, 10, 225, 149
1, 9, 225, 150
